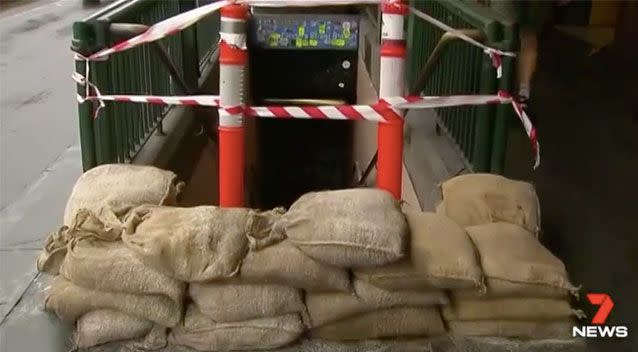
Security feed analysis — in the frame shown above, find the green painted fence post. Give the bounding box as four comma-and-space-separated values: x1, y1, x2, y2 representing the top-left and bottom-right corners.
72, 22, 97, 171
490, 21, 517, 173
471, 21, 499, 172
179, 0, 199, 90
92, 20, 116, 165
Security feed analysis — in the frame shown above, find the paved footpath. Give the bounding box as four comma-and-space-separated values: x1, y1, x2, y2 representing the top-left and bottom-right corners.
0, 1, 113, 350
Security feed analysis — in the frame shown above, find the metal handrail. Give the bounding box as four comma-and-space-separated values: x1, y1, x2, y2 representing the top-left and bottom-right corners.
410, 29, 483, 95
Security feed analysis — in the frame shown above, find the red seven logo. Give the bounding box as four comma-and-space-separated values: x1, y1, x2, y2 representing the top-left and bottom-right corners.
587, 293, 614, 325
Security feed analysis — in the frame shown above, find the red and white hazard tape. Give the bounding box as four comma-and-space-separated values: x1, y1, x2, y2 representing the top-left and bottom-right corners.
76, 93, 221, 107
78, 92, 510, 121
498, 91, 540, 169
78, 90, 539, 168
85, 0, 379, 60
77, 0, 512, 64
408, 6, 515, 79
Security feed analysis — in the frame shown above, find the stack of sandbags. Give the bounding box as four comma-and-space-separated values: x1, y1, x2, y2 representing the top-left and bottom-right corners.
38, 164, 186, 349
436, 174, 580, 340
37, 164, 183, 275
353, 205, 484, 291
44, 240, 185, 349
443, 222, 580, 340
173, 282, 307, 351
334, 204, 485, 340
121, 204, 303, 351
436, 173, 541, 236
306, 279, 447, 340
271, 189, 447, 340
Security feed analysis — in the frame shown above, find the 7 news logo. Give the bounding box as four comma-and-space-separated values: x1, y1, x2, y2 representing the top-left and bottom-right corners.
572, 293, 629, 338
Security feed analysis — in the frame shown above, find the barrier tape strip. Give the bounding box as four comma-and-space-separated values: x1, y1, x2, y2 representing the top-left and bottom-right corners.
77, 92, 511, 116
76, 90, 539, 168
76, 93, 221, 107
89, 0, 233, 60
79, 0, 514, 64
70, 0, 537, 167
408, 6, 516, 79
499, 91, 540, 169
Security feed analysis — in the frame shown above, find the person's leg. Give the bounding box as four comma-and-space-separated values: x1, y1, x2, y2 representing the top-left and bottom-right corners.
517, 29, 538, 101
517, 1, 550, 102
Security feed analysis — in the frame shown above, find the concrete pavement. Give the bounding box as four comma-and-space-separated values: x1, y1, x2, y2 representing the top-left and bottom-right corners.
0, 0, 113, 209
0, 0, 114, 349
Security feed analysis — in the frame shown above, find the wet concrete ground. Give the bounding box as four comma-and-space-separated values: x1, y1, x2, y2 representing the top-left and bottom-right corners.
0, 0, 114, 346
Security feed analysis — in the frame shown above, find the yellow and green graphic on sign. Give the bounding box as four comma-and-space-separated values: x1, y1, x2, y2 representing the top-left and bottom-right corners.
331, 38, 345, 47
268, 33, 280, 47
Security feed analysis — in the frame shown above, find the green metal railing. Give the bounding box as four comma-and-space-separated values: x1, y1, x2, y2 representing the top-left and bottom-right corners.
73, 0, 219, 170
406, 0, 517, 173
196, 0, 221, 70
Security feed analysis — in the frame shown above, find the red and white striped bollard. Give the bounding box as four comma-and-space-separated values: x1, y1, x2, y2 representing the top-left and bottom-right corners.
377, 0, 407, 199
219, 4, 248, 207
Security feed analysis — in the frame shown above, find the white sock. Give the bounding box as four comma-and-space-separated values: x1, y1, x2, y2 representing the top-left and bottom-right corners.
518, 84, 530, 100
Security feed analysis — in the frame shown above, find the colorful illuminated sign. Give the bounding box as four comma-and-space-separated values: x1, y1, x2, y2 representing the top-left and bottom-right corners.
253, 15, 359, 50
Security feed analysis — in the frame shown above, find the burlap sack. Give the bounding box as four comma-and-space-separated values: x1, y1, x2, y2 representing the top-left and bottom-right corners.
73, 310, 153, 349
464, 223, 578, 297
63, 164, 183, 226
454, 279, 576, 299
437, 173, 540, 234
37, 209, 126, 275
447, 320, 576, 339
60, 239, 184, 306
307, 279, 448, 327
240, 240, 350, 292
354, 206, 483, 290
190, 282, 305, 323
310, 307, 445, 340
122, 205, 281, 282
44, 276, 181, 327
278, 188, 407, 267
169, 305, 304, 351
442, 298, 580, 321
